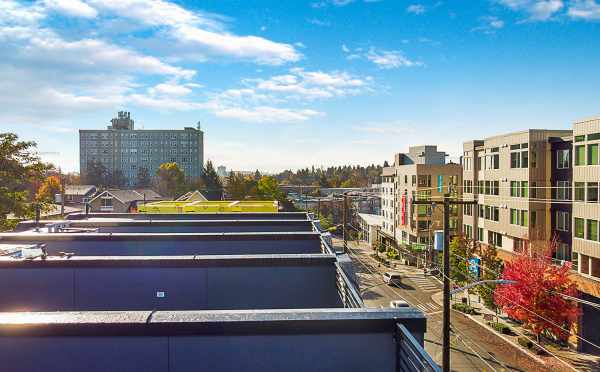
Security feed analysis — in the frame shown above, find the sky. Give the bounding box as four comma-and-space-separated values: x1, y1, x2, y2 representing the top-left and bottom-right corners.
1, 0, 600, 173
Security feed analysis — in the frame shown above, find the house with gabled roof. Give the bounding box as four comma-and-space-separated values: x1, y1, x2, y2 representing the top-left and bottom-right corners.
89, 189, 165, 213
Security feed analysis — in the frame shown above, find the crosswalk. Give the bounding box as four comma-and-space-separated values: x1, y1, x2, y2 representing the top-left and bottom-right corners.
413, 301, 441, 313
405, 275, 440, 292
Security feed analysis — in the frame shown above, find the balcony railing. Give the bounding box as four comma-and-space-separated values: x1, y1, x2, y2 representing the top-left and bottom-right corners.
396, 324, 441, 372
335, 262, 364, 308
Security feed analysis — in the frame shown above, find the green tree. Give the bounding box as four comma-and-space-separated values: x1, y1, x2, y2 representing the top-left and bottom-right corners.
477, 244, 504, 309
84, 160, 108, 187
449, 235, 476, 286
226, 172, 248, 200
156, 162, 186, 198
202, 160, 223, 200
0, 133, 50, 230
257, 176, 285, 201
110, 169, 127, 188
136, 167, 152, 188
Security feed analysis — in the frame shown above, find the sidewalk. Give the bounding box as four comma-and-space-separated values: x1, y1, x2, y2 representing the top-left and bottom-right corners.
431, 290, 600, 372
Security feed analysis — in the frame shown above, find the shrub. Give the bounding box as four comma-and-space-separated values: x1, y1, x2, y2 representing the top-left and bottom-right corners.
487, 322, 512, 335
452, 303, 480, 315
517, 337, 533, 349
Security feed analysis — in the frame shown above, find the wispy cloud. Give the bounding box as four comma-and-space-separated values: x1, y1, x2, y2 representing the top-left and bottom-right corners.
568, 0, 600, 20
365, 48, 423, 69
406, 4, 426, 14
472, 15, 505, 33
342, 45, 423, 69
497, 0, 564, 21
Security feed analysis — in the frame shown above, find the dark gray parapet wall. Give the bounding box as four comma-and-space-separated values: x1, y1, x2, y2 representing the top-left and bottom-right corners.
0, 308, 427, 372
0, 232, 323, 256
14, 219, 314, 233
66, 212, 309, 220
0, 254, 341, 312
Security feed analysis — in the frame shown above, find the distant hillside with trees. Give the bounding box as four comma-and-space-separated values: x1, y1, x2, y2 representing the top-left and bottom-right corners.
275, 164, 384, 188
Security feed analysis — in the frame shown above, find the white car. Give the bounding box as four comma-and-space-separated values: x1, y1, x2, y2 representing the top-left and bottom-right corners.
389, 300, 410, 308
383, 272, 402, 286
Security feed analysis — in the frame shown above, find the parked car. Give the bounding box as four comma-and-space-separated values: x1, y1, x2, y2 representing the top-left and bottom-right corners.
389, 300, 410, 308
383, 272, 402, 286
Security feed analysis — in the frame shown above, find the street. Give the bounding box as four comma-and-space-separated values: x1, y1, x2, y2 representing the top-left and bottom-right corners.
337, 238, 556, 372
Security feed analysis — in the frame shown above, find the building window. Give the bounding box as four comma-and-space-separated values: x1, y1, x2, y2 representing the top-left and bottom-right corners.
477, 228, 484, 242
588, 144, 599, 165
575, 145, 585, 166
575, 182, 585, 201
572, 252, 579, 271
555, 243, 570, 262
464, 204, 473, 216
530, 211, 537, 228
587, 182, 599, 202
587, 220, 598, 241
556, 211, 569, 232
510, 152, 519, 168
557, 149, 570, 169
100, 196, 113, 211
510, 181, 529, 198
556, 181, 570, 201
488, 231, 502, 247
575, 218, 585, 239
510, 208, 528, 227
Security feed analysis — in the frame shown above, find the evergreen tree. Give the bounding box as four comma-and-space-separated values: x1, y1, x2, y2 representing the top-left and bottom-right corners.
202, 160, 223, 200
136, 167, 152, 188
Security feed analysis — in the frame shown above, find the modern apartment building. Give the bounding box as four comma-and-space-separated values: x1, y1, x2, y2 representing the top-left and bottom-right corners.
79, 111, 204, 187
381, 166, 396, 241
462, 129, 572, 255
380, 146, 462, 249
572, 118, 600, 282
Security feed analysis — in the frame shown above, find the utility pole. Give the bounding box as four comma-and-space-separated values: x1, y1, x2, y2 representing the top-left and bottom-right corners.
413, 192, 476, 372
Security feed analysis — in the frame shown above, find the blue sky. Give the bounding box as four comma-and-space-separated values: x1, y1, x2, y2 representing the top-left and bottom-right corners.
1, 0, 600, 172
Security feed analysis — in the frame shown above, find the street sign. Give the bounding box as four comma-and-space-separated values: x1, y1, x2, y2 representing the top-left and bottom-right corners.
468, 257, 480, 278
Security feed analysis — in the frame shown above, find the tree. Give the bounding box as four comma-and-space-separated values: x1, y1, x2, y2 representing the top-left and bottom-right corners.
253, 169, 262, 182
155, 162, 186, 198
449, 235, 476, 286
226, 172, 248, 200
0, 133, 50, 230
35, 175, 63, 203
84, 160, 108, 187
136, 167, 152, 188
494, 243, 580, 342
202, 160, 223, 200
477, 244, 503, 309
110, 169, 127, 188
257, 176, 285, 201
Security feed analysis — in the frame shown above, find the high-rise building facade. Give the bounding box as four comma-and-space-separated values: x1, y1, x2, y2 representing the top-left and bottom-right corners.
462, 129, 572, 254
79, 111, 204, 187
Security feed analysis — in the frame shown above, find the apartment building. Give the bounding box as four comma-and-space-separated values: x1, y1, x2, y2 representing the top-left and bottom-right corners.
380, 166, 396, 244
572, 118, 600, 282
462, 129, 572, 255
394, 146, 462, 246
80, 111, 204, 187
379, 146, 462, 249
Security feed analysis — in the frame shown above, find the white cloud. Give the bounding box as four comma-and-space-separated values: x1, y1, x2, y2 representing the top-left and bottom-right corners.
44, 0, 98, 18
341, 44, 350, 53
472, 16, 505, 33
407, 4, 426, 14
214, 106, 322, 123
568, 0, 600, 19
87, 0, 301, 65
498, 0, 564, 21
148, 82, 202, 96
0, 0, 46, 25
365, 48, 423, 69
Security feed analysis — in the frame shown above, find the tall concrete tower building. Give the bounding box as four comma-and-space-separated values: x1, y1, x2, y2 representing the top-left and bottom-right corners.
79, 111, 204, 187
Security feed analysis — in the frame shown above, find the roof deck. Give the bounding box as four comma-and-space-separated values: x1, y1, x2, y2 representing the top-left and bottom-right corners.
0, 212, 439, 372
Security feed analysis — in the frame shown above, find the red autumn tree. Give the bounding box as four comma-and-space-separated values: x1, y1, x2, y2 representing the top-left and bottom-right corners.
494, 240, 580, 342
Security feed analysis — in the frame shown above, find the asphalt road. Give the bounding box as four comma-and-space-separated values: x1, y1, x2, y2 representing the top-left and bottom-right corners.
338, 238, 553, 372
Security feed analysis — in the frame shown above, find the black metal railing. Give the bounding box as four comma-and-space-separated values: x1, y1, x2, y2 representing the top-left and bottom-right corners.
335, 262, 363, 308
396, 324, 441, 372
